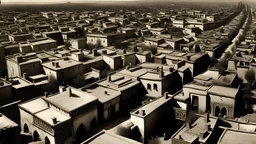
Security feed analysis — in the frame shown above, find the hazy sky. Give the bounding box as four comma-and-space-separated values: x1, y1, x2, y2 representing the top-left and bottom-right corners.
3, 0, 137, 4
2, 0, 254, 4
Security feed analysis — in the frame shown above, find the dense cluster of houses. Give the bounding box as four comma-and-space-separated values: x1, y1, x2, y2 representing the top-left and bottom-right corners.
1, 1, 256, 144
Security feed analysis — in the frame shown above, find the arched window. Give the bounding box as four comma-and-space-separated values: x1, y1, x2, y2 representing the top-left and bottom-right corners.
153, 83, 158, 91
147, 84, 151, 91
33, 130, 41, 141
45, 136, 50, 144
221, 107, 227, 117
24, 123, 29, 133
215, 106, 220, 117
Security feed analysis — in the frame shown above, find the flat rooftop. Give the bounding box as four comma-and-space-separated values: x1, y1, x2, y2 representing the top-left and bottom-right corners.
10, 77, 33, 89
118, 67, 148, 78
131, 96, 171, 117
0, 78, 11, 87
34, 108, 71, 126
30, 39, 56, 46
83, 130, 141, 144
208, 85, 238, 98
42, 59, 82, 70
140, 71, 171, 80
184, 81, 211, 91
0, 114, 18, 131
174, 117, 217, 143
218, 129, 256, 144
239, 113, 256, 123
44, 88, 97, 112
98, 74, 140, 91
19, 97, 48, 114
82, 85, 120, 103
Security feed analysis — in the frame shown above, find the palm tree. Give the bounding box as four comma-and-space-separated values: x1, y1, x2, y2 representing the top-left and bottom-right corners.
245, 69, 255, 88
148, 136, 161, 144
243, 69, 256, 111
116, 125, 131, 137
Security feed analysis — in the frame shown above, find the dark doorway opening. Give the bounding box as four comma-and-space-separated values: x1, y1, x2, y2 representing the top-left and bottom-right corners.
76, 124, 86, 144
24, 123, 29, 133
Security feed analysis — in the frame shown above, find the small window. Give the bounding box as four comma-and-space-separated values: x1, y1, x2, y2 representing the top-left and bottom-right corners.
147, 84, 151, 91
153, 83, 158, 91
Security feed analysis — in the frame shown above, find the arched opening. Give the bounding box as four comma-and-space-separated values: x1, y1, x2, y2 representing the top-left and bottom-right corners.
221, 107, 227, 117
153, 83, 158, 91
45, 136, 50, 144
147, 84, 151, 91
215, 106, 220, 117
192, 96, 199, 112
89, 117, 97, 131
33, 130, 41, 142
24, 123, 29, 133
76, 124, 86, 143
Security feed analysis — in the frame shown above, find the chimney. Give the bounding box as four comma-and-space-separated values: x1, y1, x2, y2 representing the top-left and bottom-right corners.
139, 110, 146, 116
66, 87, 72, 97
107, 75, 111, 82
164, 92, 169, 99
123, 49, 126, 54
55, 62, 60, 67
126, 65, 130, 70
186, 122, 192, 129
186, 55, 191, 61
199, 131, 208, 140
80, 49, 83, 53
93, 49, 98, 56
23, 73, 27, 79
52, 62, 55, 66
52, 117, 57, 124
4, 76, 8, 81
105, 90, 109, 95
44, 92, 49, 97
59, 86, 66, 93
204, 113, 209, 123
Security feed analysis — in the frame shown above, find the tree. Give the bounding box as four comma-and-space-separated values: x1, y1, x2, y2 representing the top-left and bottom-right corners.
87, 43, 96, 50
253, 29, 256, 36
245, 69, 256, 88
168, 26, 184, 37
215, 59, 228, 75
73, 75, 86, 88
210, 55, 218, 66
148, 136, 161, 144
224, 51, 232, 59
149, 45, 158, 55
116, 126, 131, 137
220, 28, 224, 33
42, 75, 58, 93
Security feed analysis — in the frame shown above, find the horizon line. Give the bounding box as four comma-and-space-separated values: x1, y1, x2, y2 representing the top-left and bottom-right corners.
1, 0, 253, 5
